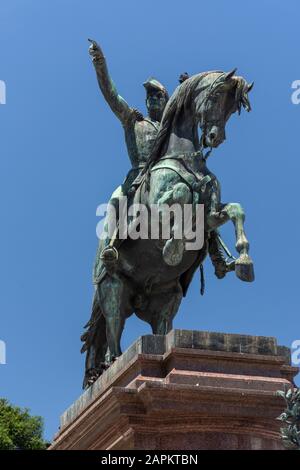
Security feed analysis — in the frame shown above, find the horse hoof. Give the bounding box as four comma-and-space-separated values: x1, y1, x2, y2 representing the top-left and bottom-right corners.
84, 367, 103, 388
100, 361, 111, 371
163, 238, 185, 266
235, 255, 255, 282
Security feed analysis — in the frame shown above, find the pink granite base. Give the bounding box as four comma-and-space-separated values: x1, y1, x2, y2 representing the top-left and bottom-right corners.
49, 330, 298, 450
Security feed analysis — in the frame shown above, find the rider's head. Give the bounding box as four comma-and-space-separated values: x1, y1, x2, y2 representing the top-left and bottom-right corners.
143, 78, 168, 121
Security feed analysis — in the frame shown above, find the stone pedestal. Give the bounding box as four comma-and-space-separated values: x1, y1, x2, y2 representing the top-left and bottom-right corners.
50, 330, 298, 450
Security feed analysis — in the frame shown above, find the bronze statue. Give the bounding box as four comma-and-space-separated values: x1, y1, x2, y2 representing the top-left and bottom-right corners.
81, 42, 254, 388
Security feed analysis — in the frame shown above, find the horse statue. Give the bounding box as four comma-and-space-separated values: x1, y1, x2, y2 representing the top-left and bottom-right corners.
81, 68, 254, 388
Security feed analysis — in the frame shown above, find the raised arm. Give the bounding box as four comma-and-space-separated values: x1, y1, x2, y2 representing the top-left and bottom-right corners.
88, 39, 132, 125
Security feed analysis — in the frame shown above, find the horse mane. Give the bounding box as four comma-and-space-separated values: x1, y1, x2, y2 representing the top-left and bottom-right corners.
147, 71, 221, 167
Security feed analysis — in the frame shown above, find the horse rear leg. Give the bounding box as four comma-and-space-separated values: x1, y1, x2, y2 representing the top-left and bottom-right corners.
97, 275, 129, 364
137, 283, 183, 335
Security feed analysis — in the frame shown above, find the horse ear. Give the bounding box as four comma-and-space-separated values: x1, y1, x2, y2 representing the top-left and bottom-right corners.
247, 81, 254, 92
224, 68, 237, 81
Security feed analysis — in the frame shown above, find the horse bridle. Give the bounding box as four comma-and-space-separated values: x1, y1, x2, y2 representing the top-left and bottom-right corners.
197, 72, 231, 158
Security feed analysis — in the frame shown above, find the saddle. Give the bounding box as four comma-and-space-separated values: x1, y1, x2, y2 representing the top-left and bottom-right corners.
129, 151, 213, 209
150, 152, 212, 195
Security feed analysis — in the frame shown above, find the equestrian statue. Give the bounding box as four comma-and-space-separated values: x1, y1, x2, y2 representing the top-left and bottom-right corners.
81, 40, 254, 388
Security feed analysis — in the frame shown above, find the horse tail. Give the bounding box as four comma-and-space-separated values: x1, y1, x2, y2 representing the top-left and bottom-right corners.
81, 290, 108, 389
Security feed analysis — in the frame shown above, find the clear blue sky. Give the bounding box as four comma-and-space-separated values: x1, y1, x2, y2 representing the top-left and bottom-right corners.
0, 0, 299, 441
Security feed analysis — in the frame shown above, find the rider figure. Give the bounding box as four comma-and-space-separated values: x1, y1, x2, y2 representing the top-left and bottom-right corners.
89, 39, 168, 270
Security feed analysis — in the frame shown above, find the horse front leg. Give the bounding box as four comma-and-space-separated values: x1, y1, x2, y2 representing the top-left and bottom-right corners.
207, 202, 254, 282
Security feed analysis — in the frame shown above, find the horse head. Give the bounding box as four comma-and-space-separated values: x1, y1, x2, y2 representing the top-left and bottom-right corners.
147, 69, 253, 166
193, 68, 254, 149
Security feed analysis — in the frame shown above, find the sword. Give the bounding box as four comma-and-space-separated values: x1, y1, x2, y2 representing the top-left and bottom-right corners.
216, 233, 236, 261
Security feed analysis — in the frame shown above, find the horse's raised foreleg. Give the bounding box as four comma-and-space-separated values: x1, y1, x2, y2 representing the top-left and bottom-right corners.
207, 202, 254, 282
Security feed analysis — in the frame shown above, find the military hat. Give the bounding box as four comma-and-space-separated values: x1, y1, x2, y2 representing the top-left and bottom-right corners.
143, 77, 169, 100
